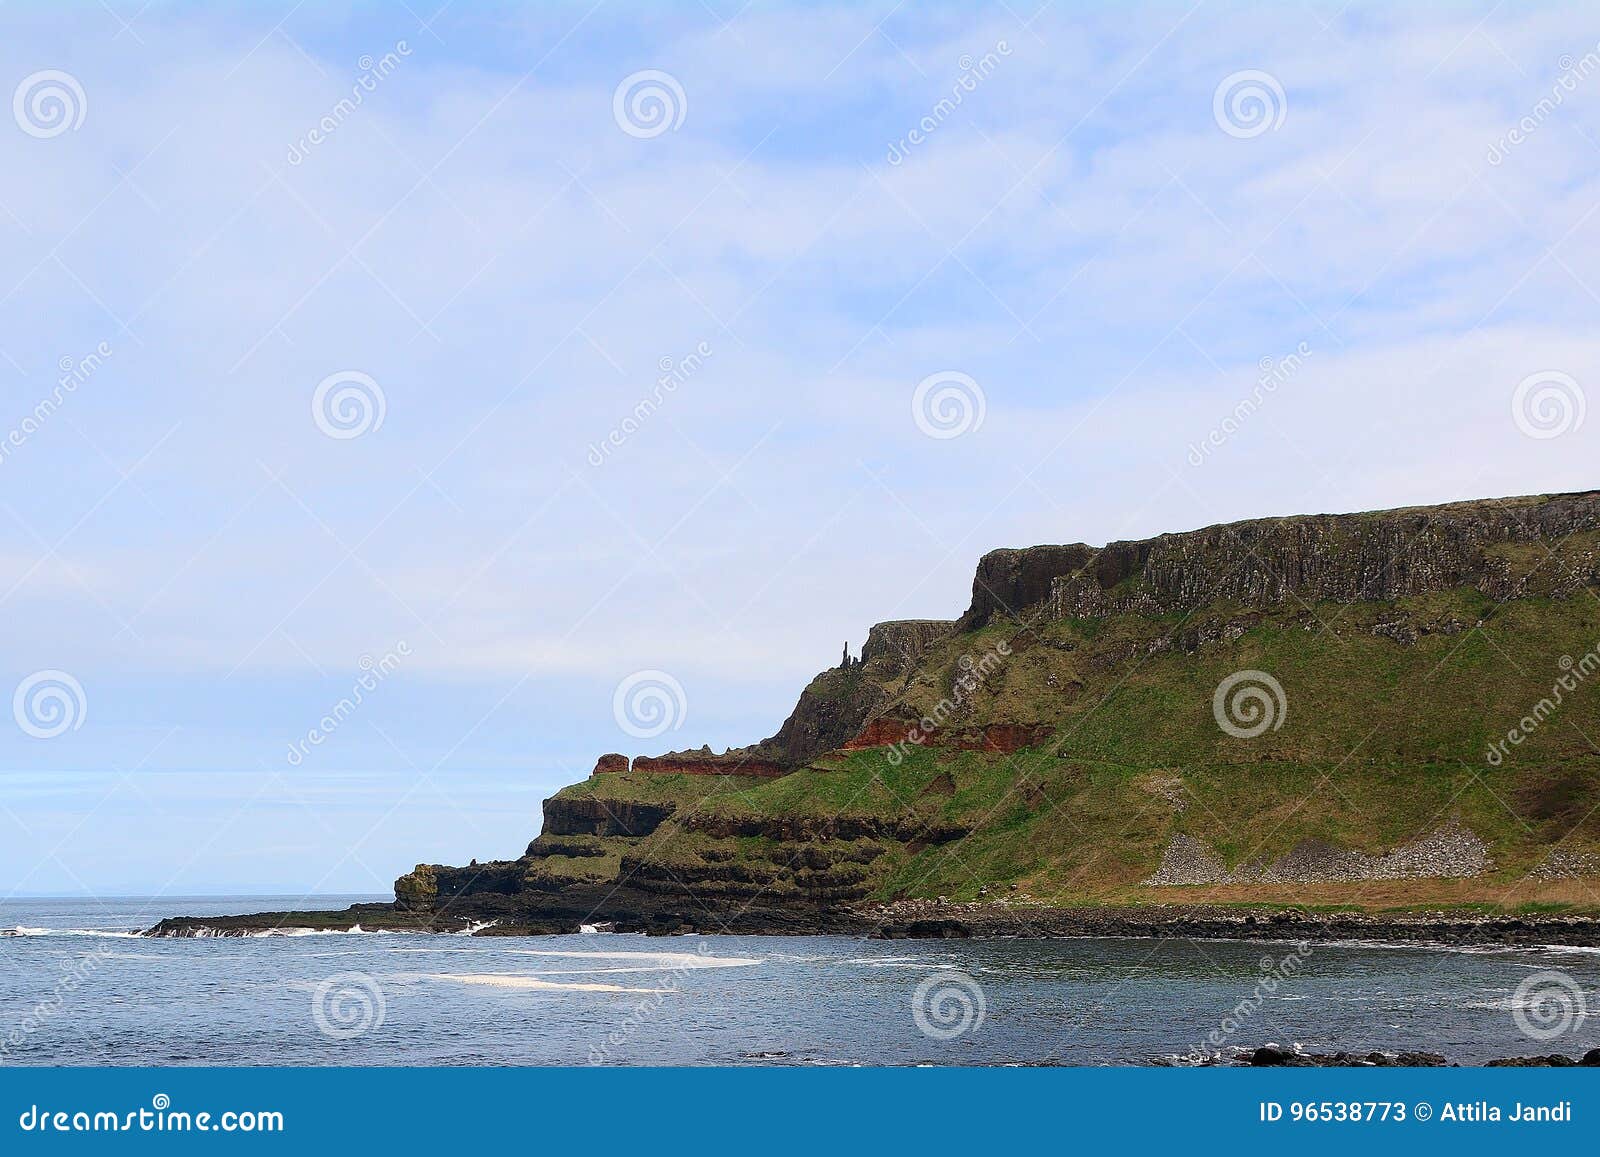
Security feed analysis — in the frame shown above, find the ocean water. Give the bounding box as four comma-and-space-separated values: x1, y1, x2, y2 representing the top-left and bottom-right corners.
2, 897, 1597, 1066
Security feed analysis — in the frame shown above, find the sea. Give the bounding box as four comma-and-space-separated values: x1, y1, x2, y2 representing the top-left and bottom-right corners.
2, 896, 1597, 1066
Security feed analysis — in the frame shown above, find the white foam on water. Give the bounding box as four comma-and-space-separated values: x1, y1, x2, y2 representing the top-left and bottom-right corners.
420, 973, 662, 994
501, 948, 761, 969
1, 926, 142, 938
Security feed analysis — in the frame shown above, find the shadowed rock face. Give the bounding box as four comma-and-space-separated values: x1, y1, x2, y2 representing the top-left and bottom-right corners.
593, 619, 958, 779
537, 796, 675, 838
749, 618, 955, 767
959, 491, 1600, 629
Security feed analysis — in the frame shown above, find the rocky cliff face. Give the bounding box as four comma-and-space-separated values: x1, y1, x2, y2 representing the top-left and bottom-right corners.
599, 618, 957, 778
959, 491, 1600, 628
381, 491, 1600, 934
752, 618, 954, 764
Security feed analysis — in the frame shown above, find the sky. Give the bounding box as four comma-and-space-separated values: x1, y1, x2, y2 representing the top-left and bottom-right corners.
0, 0, 1596, 898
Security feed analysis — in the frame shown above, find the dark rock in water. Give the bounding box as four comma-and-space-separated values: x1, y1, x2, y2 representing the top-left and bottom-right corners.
1584, 1048, 1600, 1067
1248, 1046, 1446, 1067
1249, 1046, 1296, 1066
1486, 1054, 1578, 1067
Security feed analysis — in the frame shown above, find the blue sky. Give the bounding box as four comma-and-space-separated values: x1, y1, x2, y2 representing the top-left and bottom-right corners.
0, 1, 1596, 897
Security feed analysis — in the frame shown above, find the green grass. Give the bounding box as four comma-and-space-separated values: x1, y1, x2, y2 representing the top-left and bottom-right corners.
545, 582, 1600, 911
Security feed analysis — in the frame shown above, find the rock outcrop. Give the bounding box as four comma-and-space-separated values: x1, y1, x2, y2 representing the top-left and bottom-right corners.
631, 748, 789, 777
959, 491, 1600, 628
597, 619, 958, 778
753, 618, 954, 767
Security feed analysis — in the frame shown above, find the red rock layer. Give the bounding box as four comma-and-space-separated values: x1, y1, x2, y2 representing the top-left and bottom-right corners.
629, 754, 791, 778
843, 718, 1053, 755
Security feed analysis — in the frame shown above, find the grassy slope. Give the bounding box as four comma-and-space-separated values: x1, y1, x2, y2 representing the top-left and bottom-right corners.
555, 584, 1600, 913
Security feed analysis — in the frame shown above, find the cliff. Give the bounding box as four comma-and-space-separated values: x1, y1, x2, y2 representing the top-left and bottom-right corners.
153, 491, 1600, 937
958, 491, 1600, 628
595, 617, 957, 778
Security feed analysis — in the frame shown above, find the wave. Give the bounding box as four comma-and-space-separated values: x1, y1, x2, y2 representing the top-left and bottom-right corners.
1, 925, 142, 939
417, 972, 664, 994
501, 948, 761, 969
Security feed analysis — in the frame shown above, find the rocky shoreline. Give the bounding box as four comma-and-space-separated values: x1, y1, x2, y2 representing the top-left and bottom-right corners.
144, 898, 1600, 947
1209, 1046, 1600, 1068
